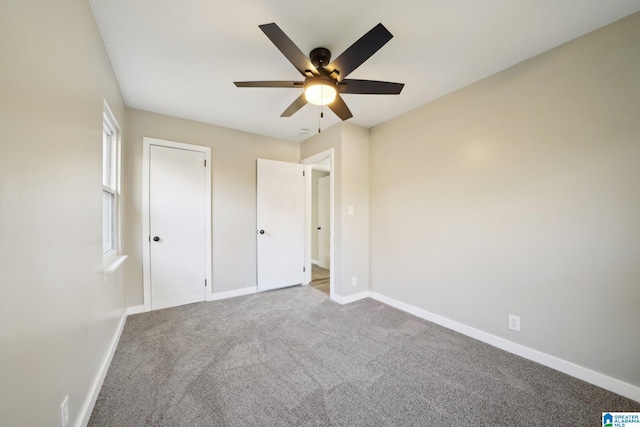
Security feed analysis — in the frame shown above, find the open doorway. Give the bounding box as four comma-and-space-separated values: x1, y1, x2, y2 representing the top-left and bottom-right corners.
302, 149, 334, 298
310, 168, 330, 294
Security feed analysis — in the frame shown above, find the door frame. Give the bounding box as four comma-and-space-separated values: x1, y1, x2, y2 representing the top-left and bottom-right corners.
301, 148, 334, 298
142, 137, 212, 312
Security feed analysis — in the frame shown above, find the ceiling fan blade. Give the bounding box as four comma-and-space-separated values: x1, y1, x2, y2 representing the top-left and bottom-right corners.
339, 79, 404, 95
259, 23, 319, 77
328, 95, 353, 121
234, 81, 304, 88
281, 93, 308, 117
325, 23, 393, 82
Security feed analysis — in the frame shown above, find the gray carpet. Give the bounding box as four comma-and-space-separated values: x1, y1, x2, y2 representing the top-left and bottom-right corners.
89, 285, 639, 426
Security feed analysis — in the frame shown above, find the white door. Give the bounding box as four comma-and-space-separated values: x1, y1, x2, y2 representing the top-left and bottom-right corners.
149, 145, 207, 310
257, 158, 305, 291
318, 175, 330, 269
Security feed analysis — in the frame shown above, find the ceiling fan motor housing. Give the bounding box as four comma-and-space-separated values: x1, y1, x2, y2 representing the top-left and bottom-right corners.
310, 47, 331, 69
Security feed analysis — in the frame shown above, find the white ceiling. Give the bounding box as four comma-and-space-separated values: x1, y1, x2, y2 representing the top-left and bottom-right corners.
90, 1, 640, 142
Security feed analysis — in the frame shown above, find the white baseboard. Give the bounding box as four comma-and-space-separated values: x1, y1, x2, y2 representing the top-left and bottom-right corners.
209, 286, 257, 301
126, 305, 144, 315
332, 290, 370, 305
369, 291, 640, 403
77, 309, 128, 427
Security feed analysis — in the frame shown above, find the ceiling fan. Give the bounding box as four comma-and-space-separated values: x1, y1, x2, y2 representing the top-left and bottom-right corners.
234, 23, 404, 121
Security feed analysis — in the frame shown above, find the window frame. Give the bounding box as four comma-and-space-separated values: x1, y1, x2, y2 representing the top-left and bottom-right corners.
102, 101, 121, 263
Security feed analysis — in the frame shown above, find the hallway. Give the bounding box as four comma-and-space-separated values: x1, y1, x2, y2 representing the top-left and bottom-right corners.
310, 264, 329, 295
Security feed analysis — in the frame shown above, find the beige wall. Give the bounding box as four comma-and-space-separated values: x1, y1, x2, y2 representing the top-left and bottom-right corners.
124, 109, 300, 304
301, 122, 370, 298
369, 13, 640, 388
341, 123, 370, 295
0, 1, 128, 426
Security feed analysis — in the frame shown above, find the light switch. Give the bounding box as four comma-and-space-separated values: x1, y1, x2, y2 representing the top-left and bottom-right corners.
348, 205, 354, 215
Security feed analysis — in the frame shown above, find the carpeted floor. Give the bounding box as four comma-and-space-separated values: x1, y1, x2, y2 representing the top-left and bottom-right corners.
310, 264, 330, 295
89, 285, 639, 426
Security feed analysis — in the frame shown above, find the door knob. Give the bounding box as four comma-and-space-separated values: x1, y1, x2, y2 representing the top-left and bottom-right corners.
153, 236, 160, 242
259, 230, 265, 234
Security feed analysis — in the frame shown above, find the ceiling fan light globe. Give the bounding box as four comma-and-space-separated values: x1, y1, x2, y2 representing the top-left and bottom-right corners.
305, 82, 336, 106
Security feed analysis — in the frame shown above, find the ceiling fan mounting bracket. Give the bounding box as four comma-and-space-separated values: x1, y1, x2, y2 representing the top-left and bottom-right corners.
310, 47, 331, 69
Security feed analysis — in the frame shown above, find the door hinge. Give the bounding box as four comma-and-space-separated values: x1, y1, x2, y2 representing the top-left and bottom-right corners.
204, 159, 207, 167
303, 266, 306, 272
205, 279, 207, 287
303, 170, 305, 177
148, 235, 150, 242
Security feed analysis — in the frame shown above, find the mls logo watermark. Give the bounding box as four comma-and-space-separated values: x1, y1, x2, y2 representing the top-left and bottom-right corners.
603, 412, 640, 427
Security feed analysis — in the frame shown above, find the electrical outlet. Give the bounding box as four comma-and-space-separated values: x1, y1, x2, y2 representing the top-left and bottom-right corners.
351, 276, 357, 287
60, 395, 69, 427
508, 315, 520, 332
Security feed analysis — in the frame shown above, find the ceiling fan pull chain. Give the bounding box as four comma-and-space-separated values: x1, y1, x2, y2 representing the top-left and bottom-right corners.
319, 87, 324, 133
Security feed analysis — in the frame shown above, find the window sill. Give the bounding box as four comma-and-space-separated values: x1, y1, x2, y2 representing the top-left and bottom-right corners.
103, 255, 128, 282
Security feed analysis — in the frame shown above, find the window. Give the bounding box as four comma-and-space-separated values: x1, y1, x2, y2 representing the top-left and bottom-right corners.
103, 102, 120, 258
